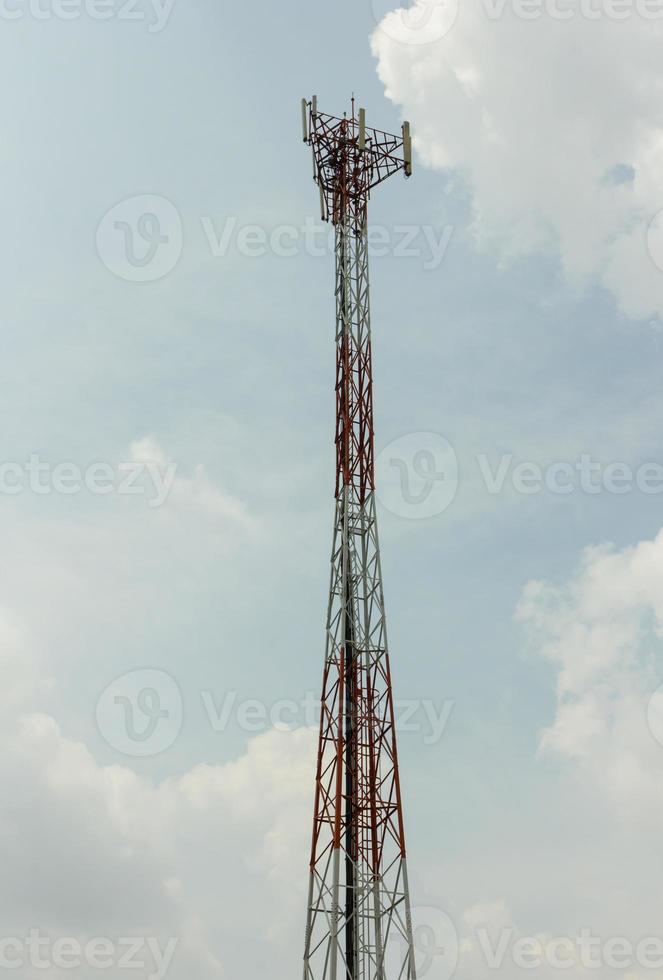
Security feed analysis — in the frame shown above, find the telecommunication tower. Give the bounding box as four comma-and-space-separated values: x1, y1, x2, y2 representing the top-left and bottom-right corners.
300, 96, 416, 980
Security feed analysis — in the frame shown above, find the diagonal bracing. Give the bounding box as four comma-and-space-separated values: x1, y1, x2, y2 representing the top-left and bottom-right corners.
301, 97, 416, 980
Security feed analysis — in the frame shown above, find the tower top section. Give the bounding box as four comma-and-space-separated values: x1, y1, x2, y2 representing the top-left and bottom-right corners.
301, 96, 412, 230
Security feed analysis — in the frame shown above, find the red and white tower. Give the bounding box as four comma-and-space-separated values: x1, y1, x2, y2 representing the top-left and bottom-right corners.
301, 97, 416, 980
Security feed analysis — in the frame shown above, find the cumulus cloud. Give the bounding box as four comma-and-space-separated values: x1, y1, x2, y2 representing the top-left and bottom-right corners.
0, 615, 314, 979
371, 1, 663, 318
517, 527, 663, 818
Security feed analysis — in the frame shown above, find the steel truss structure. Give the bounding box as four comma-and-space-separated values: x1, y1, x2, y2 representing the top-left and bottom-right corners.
301, 97, 416, 980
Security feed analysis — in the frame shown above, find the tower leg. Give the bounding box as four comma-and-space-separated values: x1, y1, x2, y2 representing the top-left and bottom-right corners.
303, 214, 416, 980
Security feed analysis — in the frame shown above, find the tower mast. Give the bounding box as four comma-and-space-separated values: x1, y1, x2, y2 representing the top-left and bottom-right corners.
301, 97, 416, 980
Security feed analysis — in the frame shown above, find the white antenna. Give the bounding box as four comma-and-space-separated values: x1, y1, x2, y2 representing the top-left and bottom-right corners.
403, 121, 413, 177
359, 108, 366, 152
301, 98, 309, 143
319, 183, 327, 222
312, 95, 318, 118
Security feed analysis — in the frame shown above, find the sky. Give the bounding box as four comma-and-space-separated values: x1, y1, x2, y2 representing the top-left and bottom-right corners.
3, 0, 663, 977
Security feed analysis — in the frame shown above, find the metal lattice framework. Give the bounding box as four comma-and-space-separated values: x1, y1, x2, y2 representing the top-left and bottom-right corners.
301, 97, 416, 980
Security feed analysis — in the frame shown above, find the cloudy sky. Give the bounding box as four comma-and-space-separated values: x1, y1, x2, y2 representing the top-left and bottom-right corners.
3, 0, 663, 977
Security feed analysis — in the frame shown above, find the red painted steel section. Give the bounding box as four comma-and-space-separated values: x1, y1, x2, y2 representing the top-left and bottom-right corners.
304, 99, 412, 973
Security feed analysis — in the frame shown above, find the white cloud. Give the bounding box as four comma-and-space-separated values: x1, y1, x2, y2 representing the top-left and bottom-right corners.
452, 899, 663, 980
0, 616, 314, 978
129, 436, 255, 525
517, 527, 663, 818
371, 2, 663, 318
0, 606, 54, 715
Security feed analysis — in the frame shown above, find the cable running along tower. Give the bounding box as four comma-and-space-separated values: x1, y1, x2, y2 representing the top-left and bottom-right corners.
301, 96, 416, 980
